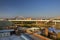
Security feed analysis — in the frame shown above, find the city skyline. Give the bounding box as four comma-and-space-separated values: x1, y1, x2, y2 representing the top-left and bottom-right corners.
0, 0, 60, 18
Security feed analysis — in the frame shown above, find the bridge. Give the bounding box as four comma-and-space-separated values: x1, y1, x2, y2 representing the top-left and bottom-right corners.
8, 19, 60, 22
8, 20, 60, 25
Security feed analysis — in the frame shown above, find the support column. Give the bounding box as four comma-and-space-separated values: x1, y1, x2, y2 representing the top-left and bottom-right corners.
55, 21, 56, 25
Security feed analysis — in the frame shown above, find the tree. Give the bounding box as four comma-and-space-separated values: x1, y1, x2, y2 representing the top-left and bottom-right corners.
0, 20, 14, 30
23, 24, 31, 28
46, 20, 54, 27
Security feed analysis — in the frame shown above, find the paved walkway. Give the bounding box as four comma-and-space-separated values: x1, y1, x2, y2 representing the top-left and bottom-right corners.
27, 33, 42, 40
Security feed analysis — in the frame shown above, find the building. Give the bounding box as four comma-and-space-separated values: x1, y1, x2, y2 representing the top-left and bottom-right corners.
0, 29, 14, 37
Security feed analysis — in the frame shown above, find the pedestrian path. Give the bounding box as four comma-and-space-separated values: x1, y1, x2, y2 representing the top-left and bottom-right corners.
26, 33, 42, 40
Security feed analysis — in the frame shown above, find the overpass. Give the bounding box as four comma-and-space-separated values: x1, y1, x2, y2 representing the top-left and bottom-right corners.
8, 19, 60, 22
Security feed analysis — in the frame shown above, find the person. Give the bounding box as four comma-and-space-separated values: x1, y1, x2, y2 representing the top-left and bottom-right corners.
48, 25, 57, 40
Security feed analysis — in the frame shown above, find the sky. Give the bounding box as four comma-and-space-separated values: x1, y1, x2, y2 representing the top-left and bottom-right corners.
0, 0, 60, 18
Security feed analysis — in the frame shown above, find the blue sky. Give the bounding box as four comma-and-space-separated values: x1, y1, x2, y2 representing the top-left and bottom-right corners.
0, 0, 60, 18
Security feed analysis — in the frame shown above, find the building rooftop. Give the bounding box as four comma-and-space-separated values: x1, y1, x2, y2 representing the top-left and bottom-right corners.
0, 29, 14, 33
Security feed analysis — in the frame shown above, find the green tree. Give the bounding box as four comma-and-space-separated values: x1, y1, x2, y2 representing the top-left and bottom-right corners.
0, 20, 14, 30
23, 24, 31, 28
